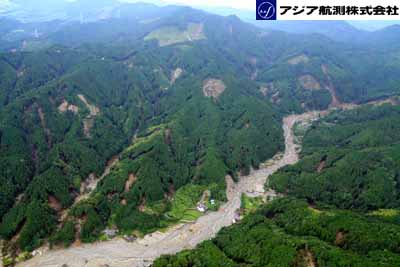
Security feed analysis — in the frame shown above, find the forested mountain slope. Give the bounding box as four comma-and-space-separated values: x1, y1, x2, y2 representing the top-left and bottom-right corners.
155, 103, 400, 267
155, 198, 400, 267
0, 3, 400, 265
270, 103, 400, 210
1, 6, 287, 256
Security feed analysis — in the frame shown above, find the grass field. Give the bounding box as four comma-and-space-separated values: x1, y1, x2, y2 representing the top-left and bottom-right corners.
241, 194, 264, 215
166, 184, 205, 222
144, 23, 206, 46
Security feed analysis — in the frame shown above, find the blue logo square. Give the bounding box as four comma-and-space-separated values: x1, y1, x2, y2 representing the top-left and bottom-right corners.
256, 0, 277, 20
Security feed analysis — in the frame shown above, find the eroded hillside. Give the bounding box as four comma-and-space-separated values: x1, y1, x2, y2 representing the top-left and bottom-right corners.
1, 3, 400, 266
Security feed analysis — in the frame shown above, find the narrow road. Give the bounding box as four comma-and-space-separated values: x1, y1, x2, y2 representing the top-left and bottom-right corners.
19, 111, 323, 267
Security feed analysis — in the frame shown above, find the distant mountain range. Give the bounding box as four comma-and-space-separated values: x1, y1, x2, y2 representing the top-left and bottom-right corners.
2, 0, 400, 48
0, 0, 121, 22
1, 2, 400, 265
1, 0, 399, 47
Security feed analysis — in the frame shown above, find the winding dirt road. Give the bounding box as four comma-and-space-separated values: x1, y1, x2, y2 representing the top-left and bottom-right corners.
19, 111, 323, 267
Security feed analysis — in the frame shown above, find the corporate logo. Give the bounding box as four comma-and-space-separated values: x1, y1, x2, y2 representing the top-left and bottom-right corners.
256, 0, 277, 20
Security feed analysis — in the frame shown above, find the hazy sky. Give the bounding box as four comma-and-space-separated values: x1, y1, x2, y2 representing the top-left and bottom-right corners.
0, 0, 252, 10
123, 0, 253, 10
166, 0, 253, 10
0, 0, 255, 10
0, 0, 398, 30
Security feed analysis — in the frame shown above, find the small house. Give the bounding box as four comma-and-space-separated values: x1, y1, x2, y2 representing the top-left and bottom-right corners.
197, 203, 207, 213
103, 228, 118, 239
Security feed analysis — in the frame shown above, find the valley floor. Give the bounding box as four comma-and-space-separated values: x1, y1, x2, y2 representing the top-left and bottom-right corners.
21, 95, 396, 267
19, 108, 324, 267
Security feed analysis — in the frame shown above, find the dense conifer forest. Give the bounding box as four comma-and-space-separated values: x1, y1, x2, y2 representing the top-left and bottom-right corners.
155, 104, 400, 267
1, 1, 400, 265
